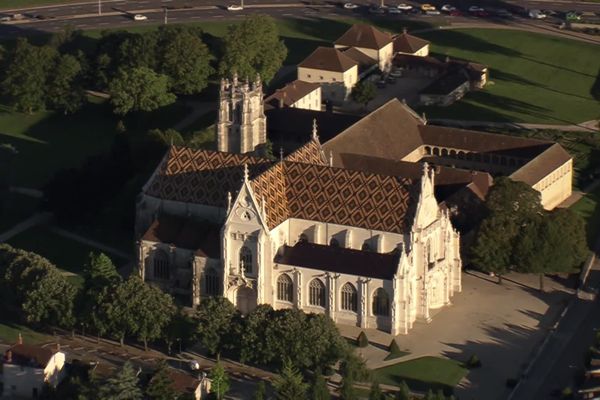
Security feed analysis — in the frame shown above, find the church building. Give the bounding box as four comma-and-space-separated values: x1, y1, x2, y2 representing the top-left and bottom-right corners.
135, 76, 462, 335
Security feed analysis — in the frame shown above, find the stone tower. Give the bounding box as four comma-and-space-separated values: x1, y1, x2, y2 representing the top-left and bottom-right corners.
216, 73, 267, 155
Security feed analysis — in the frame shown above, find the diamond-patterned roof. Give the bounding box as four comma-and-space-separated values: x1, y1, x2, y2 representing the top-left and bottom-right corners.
283, 137, 327, 165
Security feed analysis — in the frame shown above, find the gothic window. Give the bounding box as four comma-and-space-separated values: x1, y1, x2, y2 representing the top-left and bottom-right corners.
372, 288, 390, 316
204, 267, 219, 296
299, 234, 309, 243
153, 250, 170, 280
239, 246, 253, 274
341, 283, 357, 312
309, 279, 326, 307
277, 274, 293, 302
330, 238, 340, 247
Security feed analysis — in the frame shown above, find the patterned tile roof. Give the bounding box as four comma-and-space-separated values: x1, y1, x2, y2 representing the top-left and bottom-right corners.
252, 161, 415, 233
144, 146, 272, 207
283, 137, 327, 165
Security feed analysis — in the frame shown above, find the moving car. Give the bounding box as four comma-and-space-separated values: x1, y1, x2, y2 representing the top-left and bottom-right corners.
133, 14, 147, 20
227, 4, 244, 10
420, 3, 436, 11
343, 2, 359, 9
441, 4, 456, 12
528, 9, 546, 19
396, 3, 413, 10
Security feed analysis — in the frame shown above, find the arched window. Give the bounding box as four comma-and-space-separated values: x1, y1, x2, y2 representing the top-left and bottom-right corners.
204, 267, 219, 296
341, 283, 357, 312
277, 274, 293, 302
424, 146, 432, 155
298, 234, 309, 243
372, 288, 390, 316
239, 246, 252, 274
441, 148, 448, 157
309, 279, 326, 307
330, 238, 340, 247
433, 148, 440, 156
153, 250, 170, 280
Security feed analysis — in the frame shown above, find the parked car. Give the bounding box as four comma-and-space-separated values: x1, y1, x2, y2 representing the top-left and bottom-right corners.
388, 7, 403, 14
441, 4, 456, 12
565, 11, 581, 21
377, 80, 386, 88
133, 14, 147, 20
369, 6, 386, 14
390, 69, 403, 77
494, 9, 513, 18
397, 3, 413, 10
468, 5, 484, 12
425, 9, 441, 15
449, 9, 462, 16
0, 15, 11, 22
474, 10, 489, 17
227, 4, 244, 10
528, 9, 546, 19
420, 3, 436, 11
343, 2, 359, 9
386, 75, 397, 84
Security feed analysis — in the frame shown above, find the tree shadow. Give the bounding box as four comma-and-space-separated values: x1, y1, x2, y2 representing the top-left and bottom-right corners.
591, 68, 600, 101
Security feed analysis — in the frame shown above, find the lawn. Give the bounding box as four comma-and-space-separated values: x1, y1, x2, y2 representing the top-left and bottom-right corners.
7, 225, 127, 274
0, 320, 52, 345
373, 356, 468, 393
571, 184, 600, 249
417, 29, 600, 124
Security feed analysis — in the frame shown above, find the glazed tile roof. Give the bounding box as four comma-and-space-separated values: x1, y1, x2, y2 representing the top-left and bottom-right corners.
274, 241, 400, 279
144, 147, 272, 207
283, 137, 327, 165
335, 24, 393, 50
298, 47, 358, 73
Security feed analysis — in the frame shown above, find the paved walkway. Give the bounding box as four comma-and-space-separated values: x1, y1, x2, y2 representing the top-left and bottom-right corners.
173, 101, 215, 132
429, 118, 600, 133
0, 212, 53, 242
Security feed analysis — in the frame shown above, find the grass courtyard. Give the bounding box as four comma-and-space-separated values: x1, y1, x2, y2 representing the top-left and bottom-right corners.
374, 356, 468, 393
418, 29, 600, 124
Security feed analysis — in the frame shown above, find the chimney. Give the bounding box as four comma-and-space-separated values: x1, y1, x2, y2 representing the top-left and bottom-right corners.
18, 333, 23, 345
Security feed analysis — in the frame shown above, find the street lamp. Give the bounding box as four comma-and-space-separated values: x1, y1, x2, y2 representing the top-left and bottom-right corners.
98, 0, 102, 16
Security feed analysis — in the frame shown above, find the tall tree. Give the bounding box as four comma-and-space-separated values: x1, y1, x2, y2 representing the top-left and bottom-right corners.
146, 361, 178, 400
98, 362, 142, 400
195, 297, 240, 356
209, 358, 230, 400
156, 26, 213, 95
2, 39, 57, 113
47, 54, 85, 114
219, 15, 287, 83
272, 359, 309, 400
109, 67, 175, 115
351, 81, 376, 108
369, 381, 384, 400
310, 369, 331, 400
117, 33, 158, 70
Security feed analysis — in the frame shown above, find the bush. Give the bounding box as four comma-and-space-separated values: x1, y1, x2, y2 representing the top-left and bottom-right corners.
357, 331, 369, 348
466, 354, 482, 368
389, 339, 401, 354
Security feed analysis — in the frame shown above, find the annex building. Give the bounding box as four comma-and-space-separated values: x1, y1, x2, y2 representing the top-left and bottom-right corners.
135, 75, 572, 335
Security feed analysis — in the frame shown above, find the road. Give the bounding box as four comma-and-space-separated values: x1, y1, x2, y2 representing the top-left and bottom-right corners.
0, 0, 598, 38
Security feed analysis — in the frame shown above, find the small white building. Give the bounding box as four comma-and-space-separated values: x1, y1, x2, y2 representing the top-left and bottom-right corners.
264, 80, 322, 111
1, 341, 66, 398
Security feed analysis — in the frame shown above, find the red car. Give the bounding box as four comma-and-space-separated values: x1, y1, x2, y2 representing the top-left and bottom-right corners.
474, 10, 489, 17
449, 9, 462, 16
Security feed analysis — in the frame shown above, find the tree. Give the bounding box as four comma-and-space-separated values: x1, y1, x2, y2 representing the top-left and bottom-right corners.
253, 381, 267, 400
339, 352, 369, 400
109, 67, 175, 115
272, 359, 309, 400
219, 15, 287, 83
98, 362, 142, 400
310, 369, 331, 400
47, 54, 85, 114
351, 81, 376, 108
195, 297, 240, 356
156, 26, 212, 95
209, 358, 230, 400
164, 310, 196, 355
357, 331, 369, 348
424, 390, 435, 400
396, 381, 411, 400
369, 381, 384, 400
117, 33, 158, 70
146, 361, 178, 400
2, 39, 57, 113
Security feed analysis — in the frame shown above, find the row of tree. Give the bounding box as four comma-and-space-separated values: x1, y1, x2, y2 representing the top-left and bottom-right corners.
470, 177, 588, 289
0, 15, 287, 116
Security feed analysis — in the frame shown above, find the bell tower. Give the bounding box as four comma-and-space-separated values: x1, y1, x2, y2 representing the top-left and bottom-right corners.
216, 73, 267, 155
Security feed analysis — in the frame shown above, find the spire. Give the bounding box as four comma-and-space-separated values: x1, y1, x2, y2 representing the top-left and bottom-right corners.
422, 161, 429, 176
280, 146, 284, 161
312, 118, 318, 140
329, 151, 333, 167
232, 72, 238, 87
243, 164, 249, 182
421, 112, 427, 125
227, 191, 232, 213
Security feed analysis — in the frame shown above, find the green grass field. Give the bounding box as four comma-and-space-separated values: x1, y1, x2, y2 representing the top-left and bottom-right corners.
374, 356, 468, 393
0, 321, 53, 345
418, 29, 600, 124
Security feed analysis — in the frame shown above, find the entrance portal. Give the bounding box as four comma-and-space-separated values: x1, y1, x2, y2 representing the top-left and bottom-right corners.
236, 286, 257, 314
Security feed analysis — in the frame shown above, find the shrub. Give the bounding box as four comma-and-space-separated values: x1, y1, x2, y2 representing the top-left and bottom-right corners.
466, 354, 482, 368
357, 331, 369, 348
389, 339, 401, 354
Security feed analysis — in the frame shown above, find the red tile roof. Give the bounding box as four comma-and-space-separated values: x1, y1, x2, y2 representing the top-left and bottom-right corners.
393, 32, 430, 54
298, 47, 358, 73
335, 24, 393, 50
4, 344, 54, 368
264, 80, 321, 109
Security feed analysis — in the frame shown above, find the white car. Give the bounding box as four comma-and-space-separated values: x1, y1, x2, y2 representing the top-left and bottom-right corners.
227, 4, 243, 11
528, 9, 546, 19
388, 7, 403, 13
468, 6, 484, 12
343, 2, 359, 9
441, 4, 456, 12
133, 14, 147, 21
396, 3, 413, 10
